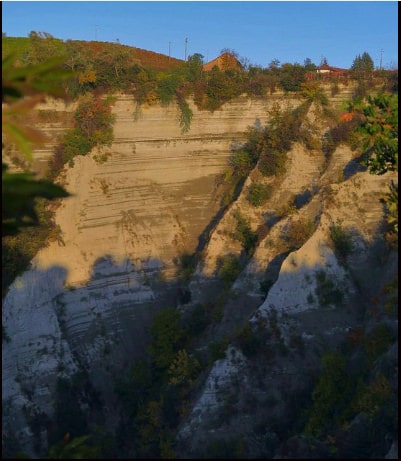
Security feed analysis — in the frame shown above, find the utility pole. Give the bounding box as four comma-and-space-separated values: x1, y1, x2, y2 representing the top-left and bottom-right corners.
184, 37, 188, 61
379, 49, 383, 70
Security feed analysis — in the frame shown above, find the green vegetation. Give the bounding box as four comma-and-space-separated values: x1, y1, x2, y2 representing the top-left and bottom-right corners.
3, 34, 396, 117
362, 323, 395, 364
223, 101, 315, 214
258, 102, 312, 177
351, 373, 392, 418
314, 270, 343, 307
2, 55, 71, 291
177, 95, 193, 133
113, 306, 206, 458
2, 198, 58, 291
323, 116, 360, 158
304, 350, 353, 437
329, 220, 354, 264
246, 183, 272, 207
148, 307, 185, 371
216, 254, 242, 288
351, 92, 398, 175
234, 324, 261, 358
48, 93, 115, 178
282, 218, 315, 250
351, 52, 374, 74
232, 210, 258, 255
300, 81, 329, 105
344, 90, 398, 246
304, 319, 397, 448
174, 252, 198, 282
2, 34, 398, 459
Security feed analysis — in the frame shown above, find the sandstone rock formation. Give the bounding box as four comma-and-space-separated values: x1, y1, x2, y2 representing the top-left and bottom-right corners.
2, 85, 397, 458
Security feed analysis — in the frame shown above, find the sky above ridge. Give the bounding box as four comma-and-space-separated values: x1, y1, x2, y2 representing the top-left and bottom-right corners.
2, 1, 398, 69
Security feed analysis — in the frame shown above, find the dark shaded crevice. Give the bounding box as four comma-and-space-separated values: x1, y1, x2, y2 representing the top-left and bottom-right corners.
196, 176, 247, 253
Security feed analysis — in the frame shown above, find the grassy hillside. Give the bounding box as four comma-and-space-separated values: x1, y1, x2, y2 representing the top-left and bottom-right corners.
2, 35, 184, 71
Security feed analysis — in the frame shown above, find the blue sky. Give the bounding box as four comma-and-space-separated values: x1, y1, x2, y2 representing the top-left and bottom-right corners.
2, 1, 398, 69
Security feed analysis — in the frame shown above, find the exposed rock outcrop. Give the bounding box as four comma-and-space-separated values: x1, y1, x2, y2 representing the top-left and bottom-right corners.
3, 86, 397, 458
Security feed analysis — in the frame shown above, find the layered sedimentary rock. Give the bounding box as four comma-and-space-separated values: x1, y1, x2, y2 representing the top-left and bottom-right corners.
6, 83, 394, 458
177, 144, 397, 456
3, 92, 305, 454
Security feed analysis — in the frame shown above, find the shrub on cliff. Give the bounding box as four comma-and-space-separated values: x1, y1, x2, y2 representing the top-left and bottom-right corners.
282, 218, 315, 250
329, 220, 354, 264
304, 350, 353, 438
247, 183, 272, 207
148, 307, 185, 371
233, 211, 258, 255
48, 93, 115, 178
217, 254, 242, 287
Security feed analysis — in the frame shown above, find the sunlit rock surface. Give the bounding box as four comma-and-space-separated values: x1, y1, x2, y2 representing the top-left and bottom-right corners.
3, 85, 396, 458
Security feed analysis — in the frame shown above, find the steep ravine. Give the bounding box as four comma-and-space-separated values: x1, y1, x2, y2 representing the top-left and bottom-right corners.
3, 91, 304, 455
176, 111, 397, 457
3, 86, 397, 458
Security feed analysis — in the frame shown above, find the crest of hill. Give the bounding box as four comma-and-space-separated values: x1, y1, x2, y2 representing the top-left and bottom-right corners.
203, 52, 243, 72
2, 36, 184, 72
74, 40, 184, 71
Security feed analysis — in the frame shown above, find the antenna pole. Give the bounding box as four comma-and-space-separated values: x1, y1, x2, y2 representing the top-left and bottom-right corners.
184, 37, 188, 61
379, 49, 383, 70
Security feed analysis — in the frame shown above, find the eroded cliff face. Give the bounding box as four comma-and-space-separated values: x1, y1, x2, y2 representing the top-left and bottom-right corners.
176, 101, 397, 457
3, 85, 397, 458
3, 91, 304, 454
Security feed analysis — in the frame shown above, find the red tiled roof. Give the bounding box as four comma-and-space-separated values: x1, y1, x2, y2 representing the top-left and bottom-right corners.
317, 64, 348, 72
203, 52, 243, 72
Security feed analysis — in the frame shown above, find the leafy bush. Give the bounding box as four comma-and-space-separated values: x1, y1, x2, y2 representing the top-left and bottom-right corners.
258, 148, 287, 176
247, 183, 272, 206
279, 63, 306, 92
217, 254, 242, 287
304, 350, 353, 437
282, 218, 315, 250
148, 307, 184, 371
2, 198, 58, 291
323, 118, 360, 158
233, 211, 258, 255
157, 73, 180, 105
300, 82, 328, 105
363, 323, 395, 364
202, 67, 245, 111
351, 372, 393, 417
357, 92, 398, 175
314, 270, 343, 306
230, 149, 256, 177
177, 95, 193, 133
167, 349, 201, 387
382, 181, 398, 245
175, 252, 198, 282
234, 324, 261, 357
48, 94, 115, 178
329, 220, 353, 264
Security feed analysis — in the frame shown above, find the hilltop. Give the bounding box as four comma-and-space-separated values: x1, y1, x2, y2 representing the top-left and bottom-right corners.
2, 35, 184, 71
